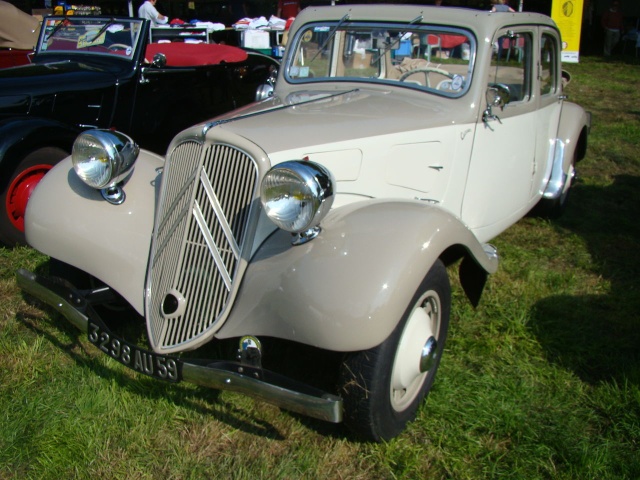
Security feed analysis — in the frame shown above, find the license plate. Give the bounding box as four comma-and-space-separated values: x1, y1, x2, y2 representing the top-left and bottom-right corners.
88, 319, 182, 383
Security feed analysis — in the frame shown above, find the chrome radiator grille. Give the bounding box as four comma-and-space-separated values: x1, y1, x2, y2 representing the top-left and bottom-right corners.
146, 141, 258, 352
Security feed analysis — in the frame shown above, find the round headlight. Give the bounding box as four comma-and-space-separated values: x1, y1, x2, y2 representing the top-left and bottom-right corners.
261, 160, 335, 233
72, 129, 139, 189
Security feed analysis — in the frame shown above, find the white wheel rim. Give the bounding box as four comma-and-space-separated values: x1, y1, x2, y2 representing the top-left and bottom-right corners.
389, 289, 441, 412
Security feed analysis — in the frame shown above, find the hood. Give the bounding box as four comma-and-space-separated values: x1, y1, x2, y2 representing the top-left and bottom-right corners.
211, 87, 478, 154
0, 60, 119, 115
0, 59, 119, 87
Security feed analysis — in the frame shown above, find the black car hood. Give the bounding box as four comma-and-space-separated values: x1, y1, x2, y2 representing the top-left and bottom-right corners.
0, 60, 121, 95
0, 60, 123, 117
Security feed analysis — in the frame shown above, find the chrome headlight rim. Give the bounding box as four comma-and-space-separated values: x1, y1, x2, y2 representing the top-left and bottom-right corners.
72, 129, 139, 190
260, 160, 335, 234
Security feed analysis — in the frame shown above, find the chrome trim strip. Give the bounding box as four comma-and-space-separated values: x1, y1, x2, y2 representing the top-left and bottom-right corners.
16, 269, 89, 332
16, 268, 343, 424
192, 201, 233, 291
181, 363, 343, 423
199, 168, 240, 259
542, 138, 566, 199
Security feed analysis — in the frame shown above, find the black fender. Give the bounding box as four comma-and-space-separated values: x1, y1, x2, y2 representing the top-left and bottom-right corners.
0, 117, 81, 191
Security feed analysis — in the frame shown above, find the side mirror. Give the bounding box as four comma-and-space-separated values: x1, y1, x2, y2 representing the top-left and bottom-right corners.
152, 52, 166, 68
255, 65, 278, 101
486, 83, 511, 109
255, 83, 274, 101
483, 84, 510, 128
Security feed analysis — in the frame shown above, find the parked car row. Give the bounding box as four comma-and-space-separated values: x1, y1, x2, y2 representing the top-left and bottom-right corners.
17, 5, 590, 441
0, 14, 278, 245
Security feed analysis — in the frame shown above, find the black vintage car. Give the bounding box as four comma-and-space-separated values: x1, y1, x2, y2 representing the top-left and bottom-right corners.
0, 15, 277, 246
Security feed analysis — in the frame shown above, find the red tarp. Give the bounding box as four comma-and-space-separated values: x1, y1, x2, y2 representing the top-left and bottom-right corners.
145, 42, 249, 67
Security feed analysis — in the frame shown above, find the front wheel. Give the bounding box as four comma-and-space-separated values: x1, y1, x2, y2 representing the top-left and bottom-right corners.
338, 260, 451, 442
0, 147, 67, 246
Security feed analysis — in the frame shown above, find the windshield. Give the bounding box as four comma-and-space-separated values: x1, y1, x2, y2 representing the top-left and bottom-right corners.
38, 17, 144, 60
287, 21, 475, 97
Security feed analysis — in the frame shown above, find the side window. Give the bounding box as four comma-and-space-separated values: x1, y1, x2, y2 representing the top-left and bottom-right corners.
540, 33, 558, 96
489, 32, 532, 102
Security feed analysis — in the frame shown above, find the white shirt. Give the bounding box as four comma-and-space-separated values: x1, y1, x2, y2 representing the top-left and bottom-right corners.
138, 1, 167, 26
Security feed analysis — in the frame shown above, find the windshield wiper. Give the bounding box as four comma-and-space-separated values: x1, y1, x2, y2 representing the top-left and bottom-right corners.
371, 15, 423, 64
309, 13, 350, 64
43, 18, 70, 43
89, 19, 116, 43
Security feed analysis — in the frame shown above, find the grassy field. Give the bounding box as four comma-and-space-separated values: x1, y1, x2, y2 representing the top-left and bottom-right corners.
1, 55, 639, 479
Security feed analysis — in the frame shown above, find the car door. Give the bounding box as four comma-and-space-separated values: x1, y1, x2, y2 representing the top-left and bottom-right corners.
462, 28, 537, 242
532, 28, 563, 196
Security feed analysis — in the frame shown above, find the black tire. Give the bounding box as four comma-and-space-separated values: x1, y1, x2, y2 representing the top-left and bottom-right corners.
49, 258, 93, 288
0, 147, 67, 247
338, 260, 451, 442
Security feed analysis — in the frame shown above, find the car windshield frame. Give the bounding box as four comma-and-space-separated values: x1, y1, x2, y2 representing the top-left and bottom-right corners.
37, 16, 144, 61
285, 20, 476, 98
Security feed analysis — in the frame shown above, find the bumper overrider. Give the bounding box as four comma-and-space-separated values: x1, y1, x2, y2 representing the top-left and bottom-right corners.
16, 268, 343, 423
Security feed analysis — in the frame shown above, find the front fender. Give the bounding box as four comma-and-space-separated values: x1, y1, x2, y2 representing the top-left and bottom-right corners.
25, 150, 164, 314
217, 199, 498, 351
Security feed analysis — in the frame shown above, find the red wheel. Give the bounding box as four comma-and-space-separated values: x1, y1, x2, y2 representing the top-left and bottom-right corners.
6, 164, 52, 231
0, 147, 68, 246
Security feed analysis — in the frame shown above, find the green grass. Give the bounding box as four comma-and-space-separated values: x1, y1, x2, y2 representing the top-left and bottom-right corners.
1, 54, 639, 479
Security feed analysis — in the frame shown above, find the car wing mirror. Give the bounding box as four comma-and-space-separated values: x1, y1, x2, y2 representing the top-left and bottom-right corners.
483, 83, 510, 129
486, 83, 510, 109
255, 65, 278, 101
139, 52, 167, 84
152, 52, 167, 68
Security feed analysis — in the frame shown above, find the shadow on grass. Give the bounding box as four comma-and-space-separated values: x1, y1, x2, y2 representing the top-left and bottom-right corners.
15, 284, 349, 440
529, 175, 640, 385
14, 308, 293, 440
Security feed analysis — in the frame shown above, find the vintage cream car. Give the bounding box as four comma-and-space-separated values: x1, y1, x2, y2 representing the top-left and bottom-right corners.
18, 5, 590, 441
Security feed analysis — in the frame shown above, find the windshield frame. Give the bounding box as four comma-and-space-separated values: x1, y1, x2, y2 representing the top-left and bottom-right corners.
285, 20, 476, 98
37, 16, 145, 61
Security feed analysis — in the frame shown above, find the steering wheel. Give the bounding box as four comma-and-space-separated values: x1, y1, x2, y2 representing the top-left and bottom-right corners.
398, 67, 453, 88
108, 43, 130, 51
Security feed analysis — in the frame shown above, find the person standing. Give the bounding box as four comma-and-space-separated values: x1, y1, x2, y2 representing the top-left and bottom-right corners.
601, 1, 624, 56
138, 0, 168, 26
277, 0, 300, 20
491, 0, 516, 13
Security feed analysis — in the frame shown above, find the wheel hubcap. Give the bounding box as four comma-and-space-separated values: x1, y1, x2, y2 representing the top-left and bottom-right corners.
6, 164, 52, 231
420, 336, 438, 373
390, 290, 441, 411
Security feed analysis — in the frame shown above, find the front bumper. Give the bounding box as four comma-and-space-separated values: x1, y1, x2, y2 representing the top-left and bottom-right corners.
16, 268, 343, 424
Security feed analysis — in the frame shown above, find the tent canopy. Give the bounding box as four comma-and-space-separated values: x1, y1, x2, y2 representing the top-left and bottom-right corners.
0, 1, 40, 50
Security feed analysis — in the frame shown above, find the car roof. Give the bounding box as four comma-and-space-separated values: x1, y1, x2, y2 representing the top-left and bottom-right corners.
290, 5, 559, 40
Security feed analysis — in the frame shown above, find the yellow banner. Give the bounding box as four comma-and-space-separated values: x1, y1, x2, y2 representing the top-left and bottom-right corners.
551, 0, 584, 62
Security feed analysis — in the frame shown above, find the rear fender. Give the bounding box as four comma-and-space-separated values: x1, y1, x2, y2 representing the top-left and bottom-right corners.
543, 102, 590, 199
217, 199, 498, 352
558, 101, 590, 162
25, 150, 164, 314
